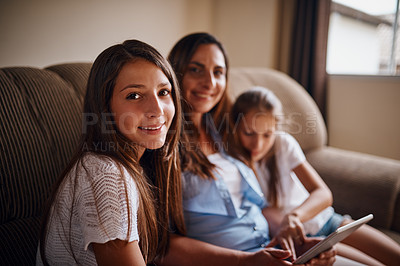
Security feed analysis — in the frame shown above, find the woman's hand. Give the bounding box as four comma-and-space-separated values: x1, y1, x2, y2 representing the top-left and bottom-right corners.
238, 247, 292, 266
295, 237, 337, 266
241, 242, 336, 266
159, 234, 294, 266
270, 212, 306, 260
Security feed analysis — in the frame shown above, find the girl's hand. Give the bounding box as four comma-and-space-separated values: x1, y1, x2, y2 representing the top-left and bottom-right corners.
269, 212, 306, 260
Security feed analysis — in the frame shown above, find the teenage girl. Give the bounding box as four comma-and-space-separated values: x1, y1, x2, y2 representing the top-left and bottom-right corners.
37, 40, 185, 265
230, 86, 400, 266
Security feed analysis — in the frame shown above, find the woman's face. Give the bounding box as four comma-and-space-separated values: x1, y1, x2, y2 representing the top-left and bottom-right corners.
238, 110, 276, 162
110, 59, 175, 153
181, 44, 226, 115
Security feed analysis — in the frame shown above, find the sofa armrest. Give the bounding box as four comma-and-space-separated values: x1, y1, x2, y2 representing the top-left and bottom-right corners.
305, 146, 400, 233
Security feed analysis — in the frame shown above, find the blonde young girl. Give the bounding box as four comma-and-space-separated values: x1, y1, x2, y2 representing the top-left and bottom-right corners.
231, 86, 400, 265
37, 40, 185, 265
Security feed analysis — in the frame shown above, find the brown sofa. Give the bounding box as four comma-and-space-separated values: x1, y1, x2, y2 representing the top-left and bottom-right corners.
1, 63, 399, 265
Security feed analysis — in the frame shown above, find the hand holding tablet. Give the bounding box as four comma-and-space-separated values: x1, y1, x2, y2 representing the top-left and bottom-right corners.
293, 214, 374, 264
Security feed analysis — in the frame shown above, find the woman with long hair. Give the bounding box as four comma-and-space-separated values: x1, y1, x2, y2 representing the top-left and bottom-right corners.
158, 32, 337, 266
38, 39, 185, 265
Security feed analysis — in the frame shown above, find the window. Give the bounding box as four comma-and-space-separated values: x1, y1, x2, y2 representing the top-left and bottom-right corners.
327, 0, 400, 75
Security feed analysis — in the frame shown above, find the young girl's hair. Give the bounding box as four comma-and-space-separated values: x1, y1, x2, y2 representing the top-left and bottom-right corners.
168, 32, 232, 180
40, 40, 185, 264
230, 86, 283, 207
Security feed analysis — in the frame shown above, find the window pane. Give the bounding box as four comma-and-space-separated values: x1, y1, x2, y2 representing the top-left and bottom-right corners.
327, 0, 400, 75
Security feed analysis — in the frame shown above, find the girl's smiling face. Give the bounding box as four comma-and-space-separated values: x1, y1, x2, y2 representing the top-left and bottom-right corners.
238, 110, 276, 162
181, 44, 226, 115
110, 59, 175, 154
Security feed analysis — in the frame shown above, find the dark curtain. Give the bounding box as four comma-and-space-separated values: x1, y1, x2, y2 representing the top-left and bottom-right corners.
289, 0, 331, 118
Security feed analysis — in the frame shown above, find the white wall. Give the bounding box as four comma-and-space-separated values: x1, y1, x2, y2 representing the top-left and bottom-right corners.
327, 75, 400, 160
213, 0, 279, 68
0, 0, 279, 68
0, 0, 199, 67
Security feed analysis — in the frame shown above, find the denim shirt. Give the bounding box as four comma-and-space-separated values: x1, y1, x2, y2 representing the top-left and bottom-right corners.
182, 130, 270, 251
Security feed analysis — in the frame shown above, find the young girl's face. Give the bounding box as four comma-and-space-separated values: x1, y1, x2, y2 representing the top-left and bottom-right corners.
238, 110, 276, 162
110, 59, 175, 153
181, 44, 226, 115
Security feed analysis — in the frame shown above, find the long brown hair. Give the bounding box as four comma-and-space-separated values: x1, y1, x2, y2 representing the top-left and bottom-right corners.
230, 87, 283, 207
168, 32, 232, 179
39, 40, 185, 264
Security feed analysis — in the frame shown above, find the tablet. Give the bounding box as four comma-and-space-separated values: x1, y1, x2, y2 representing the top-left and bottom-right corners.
293, 214, 374, 264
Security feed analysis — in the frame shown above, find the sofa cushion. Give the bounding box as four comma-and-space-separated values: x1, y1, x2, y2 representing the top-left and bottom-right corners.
46, 62, 92, 97
0, 65, 89, 264
306, 146, 400, 230
0, 216, 41, 265
0, 67, 83, 223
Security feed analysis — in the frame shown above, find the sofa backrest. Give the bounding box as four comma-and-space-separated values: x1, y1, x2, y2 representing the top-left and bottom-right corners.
228, 67, 327, 153
0, 63, 91, 265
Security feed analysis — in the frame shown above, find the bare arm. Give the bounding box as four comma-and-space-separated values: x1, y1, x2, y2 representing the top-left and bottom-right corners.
157, 234, 292, 266
93, 239, 145, 266
264, 161, 333, 237
265, 161, 333, 259
291, 161, 333, 222
158, 234, 336, 266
